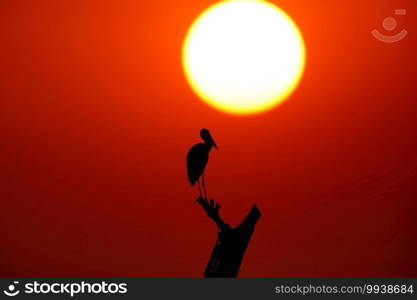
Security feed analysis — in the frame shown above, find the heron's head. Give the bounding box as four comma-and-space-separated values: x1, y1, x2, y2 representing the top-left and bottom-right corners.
200, 129, 218, 149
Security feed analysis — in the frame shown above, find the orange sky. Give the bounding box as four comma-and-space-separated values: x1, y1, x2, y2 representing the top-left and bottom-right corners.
1, 0, 416, 277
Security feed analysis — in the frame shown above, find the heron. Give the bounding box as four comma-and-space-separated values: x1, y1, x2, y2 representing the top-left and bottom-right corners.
186, 129, 218, 200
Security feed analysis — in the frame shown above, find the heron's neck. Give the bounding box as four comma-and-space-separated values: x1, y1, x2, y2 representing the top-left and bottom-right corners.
204, 142, 213, 151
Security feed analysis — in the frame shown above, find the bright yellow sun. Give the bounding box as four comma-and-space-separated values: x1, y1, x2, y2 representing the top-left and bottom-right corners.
183, 0, 306, 115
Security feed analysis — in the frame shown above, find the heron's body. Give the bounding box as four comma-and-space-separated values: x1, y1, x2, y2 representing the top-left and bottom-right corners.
187, 143, 212, 186
186, 129, 218, 199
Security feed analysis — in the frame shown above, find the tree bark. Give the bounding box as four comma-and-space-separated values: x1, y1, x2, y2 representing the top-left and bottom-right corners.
197, 198, 261, 278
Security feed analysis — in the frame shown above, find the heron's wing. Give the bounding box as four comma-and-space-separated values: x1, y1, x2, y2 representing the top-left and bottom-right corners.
186, 143, 208, 185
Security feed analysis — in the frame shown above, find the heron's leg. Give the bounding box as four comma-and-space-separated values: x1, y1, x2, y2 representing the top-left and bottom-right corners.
202, 173, 208, 200
197, 179, 202, 199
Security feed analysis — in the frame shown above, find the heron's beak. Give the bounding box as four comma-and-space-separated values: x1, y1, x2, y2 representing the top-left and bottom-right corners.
210, 135, 218, 149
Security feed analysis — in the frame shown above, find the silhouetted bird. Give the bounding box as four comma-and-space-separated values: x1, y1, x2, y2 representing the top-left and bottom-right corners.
187, 129, 218, 200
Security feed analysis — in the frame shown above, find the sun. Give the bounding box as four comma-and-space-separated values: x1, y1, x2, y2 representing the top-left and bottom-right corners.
182, 0, 306, 115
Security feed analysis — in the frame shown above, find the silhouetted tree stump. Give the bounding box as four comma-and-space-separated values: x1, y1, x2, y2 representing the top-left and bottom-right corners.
197, 198, 261, 278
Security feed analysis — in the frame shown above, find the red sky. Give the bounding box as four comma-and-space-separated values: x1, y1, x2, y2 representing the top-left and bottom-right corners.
1, 0, 416, 277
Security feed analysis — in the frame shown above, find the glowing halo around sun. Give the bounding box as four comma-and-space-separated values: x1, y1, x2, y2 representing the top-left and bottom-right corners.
182, 0, 306, 115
